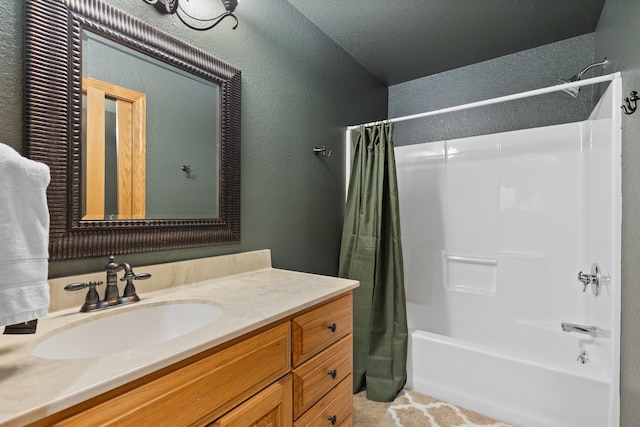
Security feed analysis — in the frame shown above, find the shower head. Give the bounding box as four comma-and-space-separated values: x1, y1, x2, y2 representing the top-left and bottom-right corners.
557, 78, 581, 97
557, 58, 608, 97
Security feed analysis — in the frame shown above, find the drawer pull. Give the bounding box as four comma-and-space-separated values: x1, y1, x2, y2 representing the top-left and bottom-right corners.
328, 415, 337, 425
328, 369, 337, 379
327, 323, 337, 333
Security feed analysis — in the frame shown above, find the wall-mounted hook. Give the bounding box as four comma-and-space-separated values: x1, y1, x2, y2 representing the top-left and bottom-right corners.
181, 164, 195, 178
313, 146, 332, 158
621, 90, 639, 115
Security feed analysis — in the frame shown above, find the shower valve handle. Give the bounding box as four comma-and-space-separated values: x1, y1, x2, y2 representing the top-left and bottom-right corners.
577, 263, 608, 296
577, 271, 590, 292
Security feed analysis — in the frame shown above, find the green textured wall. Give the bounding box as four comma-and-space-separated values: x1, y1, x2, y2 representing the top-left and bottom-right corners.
595, 1, 640, 425
389, 34, 597, 146
0, 0, 387, 277
0, 2, 23, 150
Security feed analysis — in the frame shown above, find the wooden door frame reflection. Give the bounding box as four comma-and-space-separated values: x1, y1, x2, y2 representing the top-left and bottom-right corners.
83, 77, 146, 220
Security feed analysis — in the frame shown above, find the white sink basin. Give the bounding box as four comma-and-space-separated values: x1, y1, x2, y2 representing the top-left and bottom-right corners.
32, 301, 223, 360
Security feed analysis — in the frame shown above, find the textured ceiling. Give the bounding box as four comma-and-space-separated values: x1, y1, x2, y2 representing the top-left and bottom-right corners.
286, 0, 606, 85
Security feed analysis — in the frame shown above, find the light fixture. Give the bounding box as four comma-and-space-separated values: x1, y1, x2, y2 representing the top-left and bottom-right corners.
143, 0, 239, 31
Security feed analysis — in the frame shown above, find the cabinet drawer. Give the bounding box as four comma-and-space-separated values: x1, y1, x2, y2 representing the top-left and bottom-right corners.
48, 323, 290, 427
293, 293, 352, 367
293, 375, 352, 427
210, 374, 292, 427
293, 334, 352, 418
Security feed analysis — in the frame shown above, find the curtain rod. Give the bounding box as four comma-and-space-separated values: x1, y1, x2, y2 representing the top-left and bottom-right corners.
347, 72, 620, 130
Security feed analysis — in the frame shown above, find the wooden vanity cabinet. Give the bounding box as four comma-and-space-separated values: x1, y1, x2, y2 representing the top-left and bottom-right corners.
26, 292, 353, 427
28, 323, 291, 427
292, 293, 353, 427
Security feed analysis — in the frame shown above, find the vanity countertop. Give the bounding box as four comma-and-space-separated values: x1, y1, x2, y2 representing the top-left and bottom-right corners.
0, 251, 358, 426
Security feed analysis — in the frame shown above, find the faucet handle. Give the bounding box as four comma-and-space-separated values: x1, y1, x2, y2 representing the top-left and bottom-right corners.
64, 281, 104, 291
119, 272, 150, 301
64, 281, 104, 313
577, 263, 606, 296
120, 272, 152, 281
577, 271, 589, 292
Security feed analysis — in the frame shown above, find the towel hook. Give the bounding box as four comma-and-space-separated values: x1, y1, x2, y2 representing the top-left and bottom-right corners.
181, 164, 195, 178
621, 90, 639, 115
313, 146, 332, 158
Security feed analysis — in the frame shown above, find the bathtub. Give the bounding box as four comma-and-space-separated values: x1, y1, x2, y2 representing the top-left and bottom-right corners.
395, 79, 621, 427
406, 327, 612, 427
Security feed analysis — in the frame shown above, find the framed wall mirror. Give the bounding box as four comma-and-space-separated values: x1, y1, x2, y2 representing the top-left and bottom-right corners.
24, 0, 241, 260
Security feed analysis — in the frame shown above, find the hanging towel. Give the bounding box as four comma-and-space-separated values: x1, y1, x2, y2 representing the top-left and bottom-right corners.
0, 143, 50, 327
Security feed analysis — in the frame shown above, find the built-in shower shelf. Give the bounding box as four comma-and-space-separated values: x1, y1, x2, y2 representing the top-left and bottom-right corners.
443, 253, 498, 296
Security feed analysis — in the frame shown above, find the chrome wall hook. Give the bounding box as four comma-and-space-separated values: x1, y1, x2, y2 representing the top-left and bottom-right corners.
621, 90, 639, 115
313, 146, 332, 158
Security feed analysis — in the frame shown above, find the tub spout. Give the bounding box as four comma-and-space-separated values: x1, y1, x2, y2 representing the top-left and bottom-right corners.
561, 322, 597, 337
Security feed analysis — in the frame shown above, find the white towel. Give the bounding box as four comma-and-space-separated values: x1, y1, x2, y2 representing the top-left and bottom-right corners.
0, 143, 50, 327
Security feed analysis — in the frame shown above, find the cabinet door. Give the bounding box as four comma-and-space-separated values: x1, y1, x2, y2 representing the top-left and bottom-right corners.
211, 375, 292, 427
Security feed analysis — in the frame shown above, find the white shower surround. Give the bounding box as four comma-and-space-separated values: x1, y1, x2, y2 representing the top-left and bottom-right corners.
394, 79, 621, 427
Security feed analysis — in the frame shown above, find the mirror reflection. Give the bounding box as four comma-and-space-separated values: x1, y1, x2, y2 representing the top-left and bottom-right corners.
81, 31, 220, 220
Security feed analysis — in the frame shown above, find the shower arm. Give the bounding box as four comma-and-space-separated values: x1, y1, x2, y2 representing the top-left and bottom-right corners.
574, 59, 608, 81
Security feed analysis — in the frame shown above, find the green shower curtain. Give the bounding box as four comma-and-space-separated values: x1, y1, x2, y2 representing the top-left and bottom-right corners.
338, 123, 408, 402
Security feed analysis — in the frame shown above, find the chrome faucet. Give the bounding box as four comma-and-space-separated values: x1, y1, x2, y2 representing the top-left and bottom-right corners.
64, 255, 151, 312
561, 322, 597, 337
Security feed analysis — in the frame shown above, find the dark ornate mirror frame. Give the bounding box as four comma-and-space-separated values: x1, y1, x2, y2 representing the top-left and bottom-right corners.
24, 0, 241, 260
